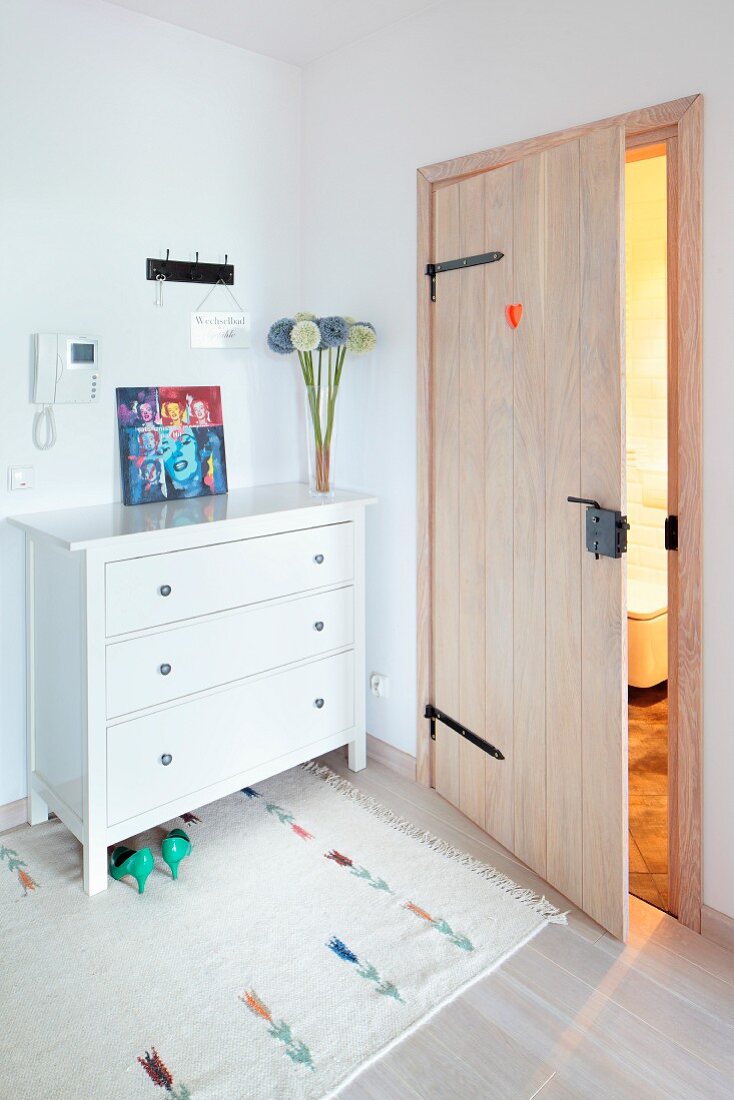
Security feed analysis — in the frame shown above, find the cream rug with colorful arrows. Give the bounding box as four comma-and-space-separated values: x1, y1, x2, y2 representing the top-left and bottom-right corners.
0, 762, 564, 1099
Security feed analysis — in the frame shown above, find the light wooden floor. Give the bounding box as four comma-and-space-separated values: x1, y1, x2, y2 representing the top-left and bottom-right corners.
319, 751, 734, 1100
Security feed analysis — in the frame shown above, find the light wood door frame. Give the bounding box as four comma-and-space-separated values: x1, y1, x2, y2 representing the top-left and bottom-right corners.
416, 95, 703, 933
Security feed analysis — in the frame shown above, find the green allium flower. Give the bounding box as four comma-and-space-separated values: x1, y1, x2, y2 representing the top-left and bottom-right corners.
294, 311, 316, 321
347, 323, 377, 355
291, 320, 321, 353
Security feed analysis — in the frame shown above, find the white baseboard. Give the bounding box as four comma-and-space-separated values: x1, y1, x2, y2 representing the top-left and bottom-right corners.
366, 733, 416, 782
337, 734, 417, 781
0, 797, 27, 835
701, 904, 734, 955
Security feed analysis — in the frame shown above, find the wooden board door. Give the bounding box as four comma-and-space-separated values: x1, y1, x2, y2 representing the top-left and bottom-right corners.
430, 125, 627, 940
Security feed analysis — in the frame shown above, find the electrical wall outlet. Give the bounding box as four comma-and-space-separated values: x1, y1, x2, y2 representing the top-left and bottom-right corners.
369, 672, 390, 699
8, 465, 34, 490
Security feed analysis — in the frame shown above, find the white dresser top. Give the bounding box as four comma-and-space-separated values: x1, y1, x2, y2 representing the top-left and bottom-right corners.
8, 483, 376, 552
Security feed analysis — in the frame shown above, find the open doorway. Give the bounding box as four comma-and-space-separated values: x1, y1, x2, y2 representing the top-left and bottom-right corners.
625, 144, 670, 913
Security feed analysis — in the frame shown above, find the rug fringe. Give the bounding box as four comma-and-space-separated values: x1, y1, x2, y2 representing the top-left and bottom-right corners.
302, 761, 567, 925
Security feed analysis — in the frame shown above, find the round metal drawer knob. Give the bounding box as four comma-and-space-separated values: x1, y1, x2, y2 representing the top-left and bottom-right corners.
314, 697, 325, 709
313, 553, 325, 565
160, 663, 172, 676
314, 621, 325, 632
159, 584, 172, 597
160, 753, 173, 766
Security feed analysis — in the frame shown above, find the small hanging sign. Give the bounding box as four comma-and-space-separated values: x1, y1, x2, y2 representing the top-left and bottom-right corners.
191, 311, 251, 348
191, 281, 250, 349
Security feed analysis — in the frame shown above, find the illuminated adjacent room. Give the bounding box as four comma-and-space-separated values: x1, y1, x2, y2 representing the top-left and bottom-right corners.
625, 146, 670, 912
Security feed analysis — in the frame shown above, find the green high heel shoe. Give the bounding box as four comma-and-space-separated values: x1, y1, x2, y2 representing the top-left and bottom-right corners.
161, 829, 191, 881
109, 846, 154, 894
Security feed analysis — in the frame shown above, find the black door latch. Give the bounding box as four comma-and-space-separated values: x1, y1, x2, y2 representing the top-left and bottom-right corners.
567, 497, 629, 560
665, 515, 678, 551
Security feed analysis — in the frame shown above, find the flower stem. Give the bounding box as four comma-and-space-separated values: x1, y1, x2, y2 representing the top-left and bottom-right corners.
325, 346, 346, 450
306, 386, 323, 448
305, 344, 350, 493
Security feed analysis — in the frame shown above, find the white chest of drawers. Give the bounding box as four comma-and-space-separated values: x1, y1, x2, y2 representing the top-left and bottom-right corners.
10, 484, 375, 894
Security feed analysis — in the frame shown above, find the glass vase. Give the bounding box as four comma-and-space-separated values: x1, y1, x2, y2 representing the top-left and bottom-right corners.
305, 384, 338, 499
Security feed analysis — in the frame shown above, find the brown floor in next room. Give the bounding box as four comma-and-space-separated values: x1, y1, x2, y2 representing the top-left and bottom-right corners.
629, 682, 668, 912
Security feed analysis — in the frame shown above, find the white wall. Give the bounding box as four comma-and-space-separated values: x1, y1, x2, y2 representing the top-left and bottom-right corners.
301, 0, 734, 918
0, 1, 302, 803
3, 0, 732, 923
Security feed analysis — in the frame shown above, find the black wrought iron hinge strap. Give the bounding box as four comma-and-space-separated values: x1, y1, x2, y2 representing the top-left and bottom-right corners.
426, 251, 504, 301
425, 705, 504, 760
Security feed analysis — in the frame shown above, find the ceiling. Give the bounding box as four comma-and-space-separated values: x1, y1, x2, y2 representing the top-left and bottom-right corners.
101, 0, 441, 66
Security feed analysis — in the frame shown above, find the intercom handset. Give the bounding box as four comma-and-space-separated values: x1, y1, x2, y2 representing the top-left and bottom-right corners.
32, 333, 100, 450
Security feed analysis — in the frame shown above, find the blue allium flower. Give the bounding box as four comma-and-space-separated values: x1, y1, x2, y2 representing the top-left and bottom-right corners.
353, 321, 375, 332
267, 317, 295, 354
318, 316, 349, 349
327, 936, 359, 964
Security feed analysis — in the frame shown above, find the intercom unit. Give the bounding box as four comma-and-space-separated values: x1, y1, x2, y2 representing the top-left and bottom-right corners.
32, 333, 100, 450
33, 333, 100, 405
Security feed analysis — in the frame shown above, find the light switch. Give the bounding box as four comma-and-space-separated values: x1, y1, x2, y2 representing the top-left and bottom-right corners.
9, 466, 34, 490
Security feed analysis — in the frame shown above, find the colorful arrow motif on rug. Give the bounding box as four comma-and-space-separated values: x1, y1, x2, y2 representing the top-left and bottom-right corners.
179, 811, 202, 825
0, 844, 38, 897
240, 990, 315, 1072
138, 1048, 191, 1098
325, 849, 393, 893
242, 788, 315, 841
326, 937, 404, 1002
403, 901, 474, 951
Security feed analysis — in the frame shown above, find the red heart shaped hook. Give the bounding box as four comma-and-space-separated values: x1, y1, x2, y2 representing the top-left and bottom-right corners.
506, 303, 522, 329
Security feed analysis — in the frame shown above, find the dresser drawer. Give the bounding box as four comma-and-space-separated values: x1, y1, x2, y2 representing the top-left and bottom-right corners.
106, 651, 354, 826
106, 586, 354, 718
105, 522, 353, 636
